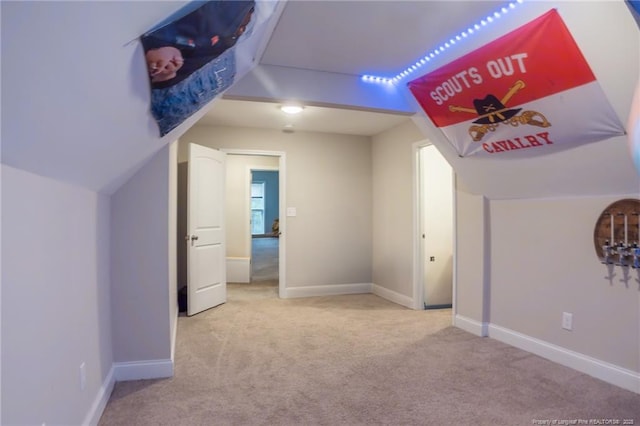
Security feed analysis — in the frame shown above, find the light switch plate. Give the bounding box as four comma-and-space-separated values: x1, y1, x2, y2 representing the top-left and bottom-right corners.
562, 312, 573, 331
286, 207, 297, 217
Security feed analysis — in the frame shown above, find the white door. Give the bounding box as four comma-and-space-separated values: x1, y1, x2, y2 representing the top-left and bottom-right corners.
421, 145, 454, 308
187, 144, 226, 316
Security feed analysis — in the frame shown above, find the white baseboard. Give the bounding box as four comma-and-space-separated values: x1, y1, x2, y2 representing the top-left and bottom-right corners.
83, 365, 115, 426
454, 314, 489, 337
226, 257, 250, 283
372, 284, 414, 309
284, 283, 372, 299
113, 359, 174, 381
488, 323, 640, 394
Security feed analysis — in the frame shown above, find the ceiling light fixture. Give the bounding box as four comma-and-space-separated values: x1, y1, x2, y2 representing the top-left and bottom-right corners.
361, 0, 524, 85
280, 105, 304, 114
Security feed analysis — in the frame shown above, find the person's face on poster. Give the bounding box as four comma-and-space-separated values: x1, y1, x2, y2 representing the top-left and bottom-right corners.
141, 1, 255, 89
147, 46, 185, 83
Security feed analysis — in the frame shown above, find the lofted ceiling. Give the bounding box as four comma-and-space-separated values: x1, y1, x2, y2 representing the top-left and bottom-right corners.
201, 0, 506, 135
189, 0, 640, 200
1, 0, 638, 197
259, 0, 505, 77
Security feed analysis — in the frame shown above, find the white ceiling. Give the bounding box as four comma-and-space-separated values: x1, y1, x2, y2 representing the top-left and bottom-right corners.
198, 98, 411, 135
198, 0, 506, 136
260, 1, 505, 76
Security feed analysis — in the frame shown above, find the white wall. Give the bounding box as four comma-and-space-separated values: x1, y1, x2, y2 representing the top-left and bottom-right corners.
111, 144, 174, 364
371, 120, 425, 299
489, 195, 640, 373
181, 125, 372, 289
454, 180, 489, 333
1, 165, 112, 425
452, 177, 640, 386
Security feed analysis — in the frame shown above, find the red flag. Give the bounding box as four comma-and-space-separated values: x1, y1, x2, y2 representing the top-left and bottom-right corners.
408, 9, 625, 157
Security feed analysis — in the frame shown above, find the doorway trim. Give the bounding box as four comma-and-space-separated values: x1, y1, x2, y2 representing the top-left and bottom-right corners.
412, 140, 457, 319
221, 149, 287, 298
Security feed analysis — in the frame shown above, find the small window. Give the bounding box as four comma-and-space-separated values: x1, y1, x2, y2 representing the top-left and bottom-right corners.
251, 182, 265, 235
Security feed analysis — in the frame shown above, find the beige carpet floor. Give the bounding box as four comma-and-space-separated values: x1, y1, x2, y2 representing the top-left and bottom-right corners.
99, 282, 640, 425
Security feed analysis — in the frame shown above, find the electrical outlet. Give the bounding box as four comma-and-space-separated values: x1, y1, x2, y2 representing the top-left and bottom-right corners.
562, 312, 573, 331
79, 362, 86, 391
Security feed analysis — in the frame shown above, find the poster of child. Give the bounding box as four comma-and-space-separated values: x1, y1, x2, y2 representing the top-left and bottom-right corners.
141, 0, 255, 136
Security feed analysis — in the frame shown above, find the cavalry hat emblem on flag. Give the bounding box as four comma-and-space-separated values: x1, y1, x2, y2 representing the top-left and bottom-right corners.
448, 79, 551, 142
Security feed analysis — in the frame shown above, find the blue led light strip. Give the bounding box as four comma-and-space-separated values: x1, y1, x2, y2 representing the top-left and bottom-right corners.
361, 0, 524, 85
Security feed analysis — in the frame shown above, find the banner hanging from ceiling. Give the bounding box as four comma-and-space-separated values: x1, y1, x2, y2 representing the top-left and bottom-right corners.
141, 0, 256, 136
408, 9, 625, 158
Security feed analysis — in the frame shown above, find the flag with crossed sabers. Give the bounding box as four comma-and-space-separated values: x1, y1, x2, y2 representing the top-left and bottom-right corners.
408, 9, 625, 158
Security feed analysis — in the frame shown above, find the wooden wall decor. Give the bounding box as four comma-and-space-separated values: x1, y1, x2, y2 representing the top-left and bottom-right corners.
593, 198, 640, 265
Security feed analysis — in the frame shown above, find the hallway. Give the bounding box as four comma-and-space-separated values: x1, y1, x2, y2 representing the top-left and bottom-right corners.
250, 237, 279, 282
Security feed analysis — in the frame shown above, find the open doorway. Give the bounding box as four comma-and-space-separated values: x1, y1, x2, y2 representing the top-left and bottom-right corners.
250, 169, 280, 283
223, 149, 286, 297
416, 144, 455, 310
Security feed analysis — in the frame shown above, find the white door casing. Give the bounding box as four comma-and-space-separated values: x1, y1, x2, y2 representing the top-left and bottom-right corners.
187, 144, 226, 316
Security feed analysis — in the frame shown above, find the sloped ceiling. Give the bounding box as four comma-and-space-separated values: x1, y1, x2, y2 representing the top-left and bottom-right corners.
2, 1, 184, 192
2, 0, 638, 198
216, 0, 640, 199
259, 0, 504, 76
0, 0, 282, 193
